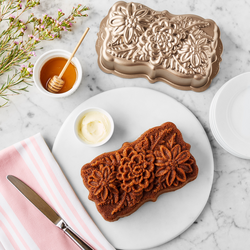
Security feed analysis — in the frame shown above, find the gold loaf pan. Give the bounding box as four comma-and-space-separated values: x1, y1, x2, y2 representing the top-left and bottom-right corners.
96, 1, 223, 92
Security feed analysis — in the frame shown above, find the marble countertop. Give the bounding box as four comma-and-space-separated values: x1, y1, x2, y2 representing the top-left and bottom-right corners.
1, 0, 250, 249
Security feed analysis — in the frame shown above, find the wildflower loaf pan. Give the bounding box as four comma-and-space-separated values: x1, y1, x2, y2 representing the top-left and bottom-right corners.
81, 122, 199, 222
96, 1, 223, 92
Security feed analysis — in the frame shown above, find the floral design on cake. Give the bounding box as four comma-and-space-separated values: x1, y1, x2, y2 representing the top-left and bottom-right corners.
81, 122, 199, 221
155, 145, 192, 187
96, 1, 223, 92
88, 165, 119, 204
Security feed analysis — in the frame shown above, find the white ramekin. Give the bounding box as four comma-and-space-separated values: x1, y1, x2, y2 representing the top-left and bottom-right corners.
74, 107, 114, 147
33, 49, 82, 98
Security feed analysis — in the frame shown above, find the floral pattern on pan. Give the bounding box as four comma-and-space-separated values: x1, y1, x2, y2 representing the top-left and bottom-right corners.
96, 1, 223, 92
81, 122, 199, 222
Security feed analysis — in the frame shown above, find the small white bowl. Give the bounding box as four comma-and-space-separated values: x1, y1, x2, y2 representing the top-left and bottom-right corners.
33, 49, 82, 98
74, 107, 114, 147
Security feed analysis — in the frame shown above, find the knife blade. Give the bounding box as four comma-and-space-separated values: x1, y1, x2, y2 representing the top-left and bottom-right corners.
7, 175, 94, 250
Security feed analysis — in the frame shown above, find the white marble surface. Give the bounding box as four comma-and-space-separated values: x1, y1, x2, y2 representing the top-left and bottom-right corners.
0, 0, 250, 249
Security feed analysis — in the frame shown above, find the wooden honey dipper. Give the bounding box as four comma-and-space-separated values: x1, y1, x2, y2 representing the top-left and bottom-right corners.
46, 27, 90, 93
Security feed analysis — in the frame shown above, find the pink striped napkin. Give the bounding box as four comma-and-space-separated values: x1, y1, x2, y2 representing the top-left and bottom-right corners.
0, 133, 115, 250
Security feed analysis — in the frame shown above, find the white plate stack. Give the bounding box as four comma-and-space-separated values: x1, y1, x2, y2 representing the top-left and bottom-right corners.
209, 72, 250, 160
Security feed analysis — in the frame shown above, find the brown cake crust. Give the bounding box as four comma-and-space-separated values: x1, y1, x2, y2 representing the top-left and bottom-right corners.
96, 1, 223, 92
81, 122, 198, 221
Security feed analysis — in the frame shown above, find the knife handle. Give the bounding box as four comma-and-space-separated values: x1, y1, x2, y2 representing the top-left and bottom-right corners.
64, 226, 93, 250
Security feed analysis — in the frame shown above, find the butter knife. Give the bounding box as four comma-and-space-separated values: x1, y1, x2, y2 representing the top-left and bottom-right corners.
7, 175, 94, 250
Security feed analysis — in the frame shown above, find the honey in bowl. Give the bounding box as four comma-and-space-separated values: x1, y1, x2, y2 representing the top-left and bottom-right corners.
40, 57, 77, 93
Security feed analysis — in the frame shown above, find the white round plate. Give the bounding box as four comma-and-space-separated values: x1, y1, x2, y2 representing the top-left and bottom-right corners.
212, 72, 250, 159
52, 87, 214, 250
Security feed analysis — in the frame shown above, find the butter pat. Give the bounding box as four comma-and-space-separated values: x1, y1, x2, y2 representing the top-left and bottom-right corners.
78, 110, 111, 144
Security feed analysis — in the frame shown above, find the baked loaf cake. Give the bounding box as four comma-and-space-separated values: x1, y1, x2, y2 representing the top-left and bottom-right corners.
81, 122, 199, 222
96, 1, 223, 92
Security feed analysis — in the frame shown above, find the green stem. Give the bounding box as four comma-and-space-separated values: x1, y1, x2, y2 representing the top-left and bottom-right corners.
0, 6, 28, 43
0, 39, 34, 75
